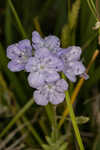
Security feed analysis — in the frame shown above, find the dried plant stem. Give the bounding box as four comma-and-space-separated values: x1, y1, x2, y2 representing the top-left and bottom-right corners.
58, 50, 99, 128
33, 17, 43, 36
0, 98, 43, 145
6, 133, 27, 150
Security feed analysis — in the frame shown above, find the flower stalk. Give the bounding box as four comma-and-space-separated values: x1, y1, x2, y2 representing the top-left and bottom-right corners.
65, 91, 85, 150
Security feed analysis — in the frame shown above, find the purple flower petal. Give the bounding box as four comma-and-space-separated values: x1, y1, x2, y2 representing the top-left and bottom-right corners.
26, 53, 64, 88
57, 46, 87, 82
28, 72, 44, 88
32, 31, 61, 54
69, 61, 86, 75
32, 31, 44, 50
45, 55, 64, 72
44, 35, 60, 52
58, 46, 82, 62
8, 61, 25, 72
25, 57, 40, 72
7, 44, 20, 59
33, 79, 68, 105
7, 39, 32, 72
34, 47, 51, 58
45, 71, 60, 83
49, 91, 65, 105
56, 79, 68, 92
18, 39, 32, 56
34, 90, 49, 106
64, 70, 77, 82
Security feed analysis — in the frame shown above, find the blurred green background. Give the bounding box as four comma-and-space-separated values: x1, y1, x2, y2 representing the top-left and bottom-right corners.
0, 0, 100, 150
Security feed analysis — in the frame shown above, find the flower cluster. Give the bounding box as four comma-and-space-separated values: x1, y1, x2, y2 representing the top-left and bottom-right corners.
7, 31, 88, 105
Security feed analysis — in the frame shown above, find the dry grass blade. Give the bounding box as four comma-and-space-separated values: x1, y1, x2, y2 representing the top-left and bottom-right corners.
5, 133, 27, 150
0, 108, 42, 150
0, 123, 26, 149
33, 16, 43, 36
12, 144, 25, 150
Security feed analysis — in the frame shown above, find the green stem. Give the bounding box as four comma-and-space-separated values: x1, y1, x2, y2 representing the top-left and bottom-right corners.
52, 105, 57, 141
8, 0, 27, 38
45, 104, 55, 125
45, 104, 58, 141
65, 91, 85, 150
0, 98, 34, 138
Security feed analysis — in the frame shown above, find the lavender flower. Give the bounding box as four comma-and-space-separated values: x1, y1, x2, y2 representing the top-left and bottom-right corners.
34, 79, 68, 105
25, 48, 64, 88
7, 40, 32, 72
6, 30, 89, 106
58, 46, 86, 82
32, 31, 60, 54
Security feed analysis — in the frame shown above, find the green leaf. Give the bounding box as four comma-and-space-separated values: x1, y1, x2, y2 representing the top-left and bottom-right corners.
59, 142, 68, 150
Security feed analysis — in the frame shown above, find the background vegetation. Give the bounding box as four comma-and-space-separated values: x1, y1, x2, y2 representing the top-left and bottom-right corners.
0, 0, 100, 149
